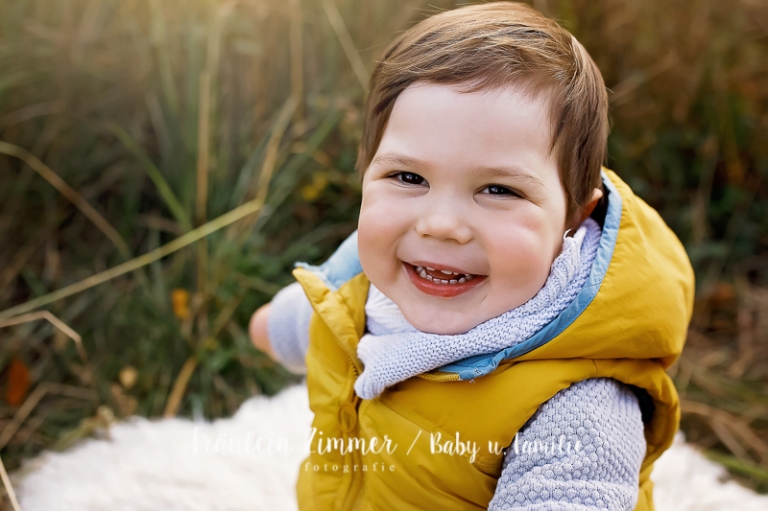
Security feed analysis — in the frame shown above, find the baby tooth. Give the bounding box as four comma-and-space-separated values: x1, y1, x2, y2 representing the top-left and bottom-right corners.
440, 270, 453, 275
426, 267, 435, 271
449, 279, 458, 284
458, 277, 466, 283
426, 275, 434, 281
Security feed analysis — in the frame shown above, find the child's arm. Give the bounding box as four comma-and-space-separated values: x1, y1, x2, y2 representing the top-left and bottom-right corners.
249, 281, 313, 374
487, 377, 646, 511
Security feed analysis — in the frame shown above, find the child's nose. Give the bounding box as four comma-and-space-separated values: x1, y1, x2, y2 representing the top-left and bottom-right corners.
414, 208, 473, 244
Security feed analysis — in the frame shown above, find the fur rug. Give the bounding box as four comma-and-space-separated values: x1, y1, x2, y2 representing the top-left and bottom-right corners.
11, 382, 768, 511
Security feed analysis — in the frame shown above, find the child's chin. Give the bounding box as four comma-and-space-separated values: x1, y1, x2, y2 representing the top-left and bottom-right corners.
405, 311, 478, 335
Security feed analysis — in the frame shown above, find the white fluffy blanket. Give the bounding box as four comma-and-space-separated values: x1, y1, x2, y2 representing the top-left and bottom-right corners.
12, 382, 768, 511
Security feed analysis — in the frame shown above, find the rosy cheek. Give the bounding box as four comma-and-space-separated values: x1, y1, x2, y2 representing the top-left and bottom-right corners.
360, 208, 395, 248
361, 188, 412, 232
491, 217, 554, 287
496, 243, 543, 285
358, 192, 406, 277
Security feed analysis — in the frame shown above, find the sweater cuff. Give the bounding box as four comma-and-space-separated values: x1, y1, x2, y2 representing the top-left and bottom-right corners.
266, 281, 313, 374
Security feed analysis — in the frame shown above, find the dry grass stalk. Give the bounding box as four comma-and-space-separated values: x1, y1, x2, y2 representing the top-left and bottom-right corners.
0, 383, 48, 449
682, 399, 768, 465
0, 311, 88, 366
0, 230, 48, 299
728, 277, 755, 378
196, 69, 212, 301
163, 356, 198, 418
321, 0, 369, 91
195, 0, 239, 225
196, 69, 212, 228
234, 94, 299, 241
0, 452, 21, 511
609, 52, 679, 106
212, 295, 243, 339
290, 0, 305, 132
0, 100, 65, 131
0, 141, 132, 260
0, 194, 270, 321
0, 383, 97, 451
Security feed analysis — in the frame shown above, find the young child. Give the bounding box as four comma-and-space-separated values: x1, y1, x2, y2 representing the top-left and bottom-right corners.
249, 2, 694, 510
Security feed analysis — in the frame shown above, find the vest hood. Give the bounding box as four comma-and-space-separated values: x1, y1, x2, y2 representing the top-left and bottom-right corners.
294, 168, 695, 382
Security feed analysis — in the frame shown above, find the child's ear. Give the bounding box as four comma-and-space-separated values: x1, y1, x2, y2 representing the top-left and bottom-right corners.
582, 188, 603, 220
568, 188, 603, 232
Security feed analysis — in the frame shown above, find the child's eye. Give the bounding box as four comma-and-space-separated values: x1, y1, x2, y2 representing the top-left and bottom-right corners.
389, 171, 427, 186
481, 184, 522, 197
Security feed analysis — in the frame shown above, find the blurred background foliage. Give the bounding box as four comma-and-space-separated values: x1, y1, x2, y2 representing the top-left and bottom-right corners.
0, 0, 766, 495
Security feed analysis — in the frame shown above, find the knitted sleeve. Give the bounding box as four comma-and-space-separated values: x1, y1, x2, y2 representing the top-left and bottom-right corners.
487, 377, 646, 511
265, 281, 313, 374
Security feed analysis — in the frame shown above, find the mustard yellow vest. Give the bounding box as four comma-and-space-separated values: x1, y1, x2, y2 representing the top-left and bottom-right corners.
292, 169, 695, 511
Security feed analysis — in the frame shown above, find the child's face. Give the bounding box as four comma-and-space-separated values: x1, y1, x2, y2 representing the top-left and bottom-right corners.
358, 81, 569, 335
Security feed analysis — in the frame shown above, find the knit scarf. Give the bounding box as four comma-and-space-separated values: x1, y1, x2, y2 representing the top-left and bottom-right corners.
354, 217, 602, 400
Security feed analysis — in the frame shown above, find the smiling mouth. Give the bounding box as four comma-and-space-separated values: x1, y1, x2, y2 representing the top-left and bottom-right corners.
403, 262, 486, 297
412, 265, 478, 284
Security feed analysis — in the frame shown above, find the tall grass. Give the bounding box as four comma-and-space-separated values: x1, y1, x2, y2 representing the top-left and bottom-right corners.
0, 0, 766, 492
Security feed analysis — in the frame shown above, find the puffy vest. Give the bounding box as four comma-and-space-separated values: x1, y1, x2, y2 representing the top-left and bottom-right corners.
291, 169, 695, 511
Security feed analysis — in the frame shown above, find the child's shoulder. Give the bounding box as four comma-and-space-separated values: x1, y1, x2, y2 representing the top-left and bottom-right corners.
294, 230, 362, 292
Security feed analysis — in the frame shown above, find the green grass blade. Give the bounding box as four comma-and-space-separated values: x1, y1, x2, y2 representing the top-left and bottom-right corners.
107, 122, 192, 232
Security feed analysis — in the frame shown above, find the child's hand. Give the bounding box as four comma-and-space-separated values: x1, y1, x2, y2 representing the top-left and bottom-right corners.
249, 303, 277, 360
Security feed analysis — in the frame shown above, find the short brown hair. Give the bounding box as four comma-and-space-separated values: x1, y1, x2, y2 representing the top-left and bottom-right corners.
356, 1, 608, 222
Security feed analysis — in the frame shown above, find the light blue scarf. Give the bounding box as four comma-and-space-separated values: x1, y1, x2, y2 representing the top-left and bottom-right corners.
354, 218, 602, 400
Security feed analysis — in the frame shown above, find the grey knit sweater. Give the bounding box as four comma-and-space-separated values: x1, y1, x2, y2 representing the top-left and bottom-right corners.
267, 233, 646, 510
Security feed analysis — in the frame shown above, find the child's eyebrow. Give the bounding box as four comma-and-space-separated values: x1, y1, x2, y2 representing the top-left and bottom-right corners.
469, 165, 545, 190
371, 153, 427, 171
372, 152, 545, 190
